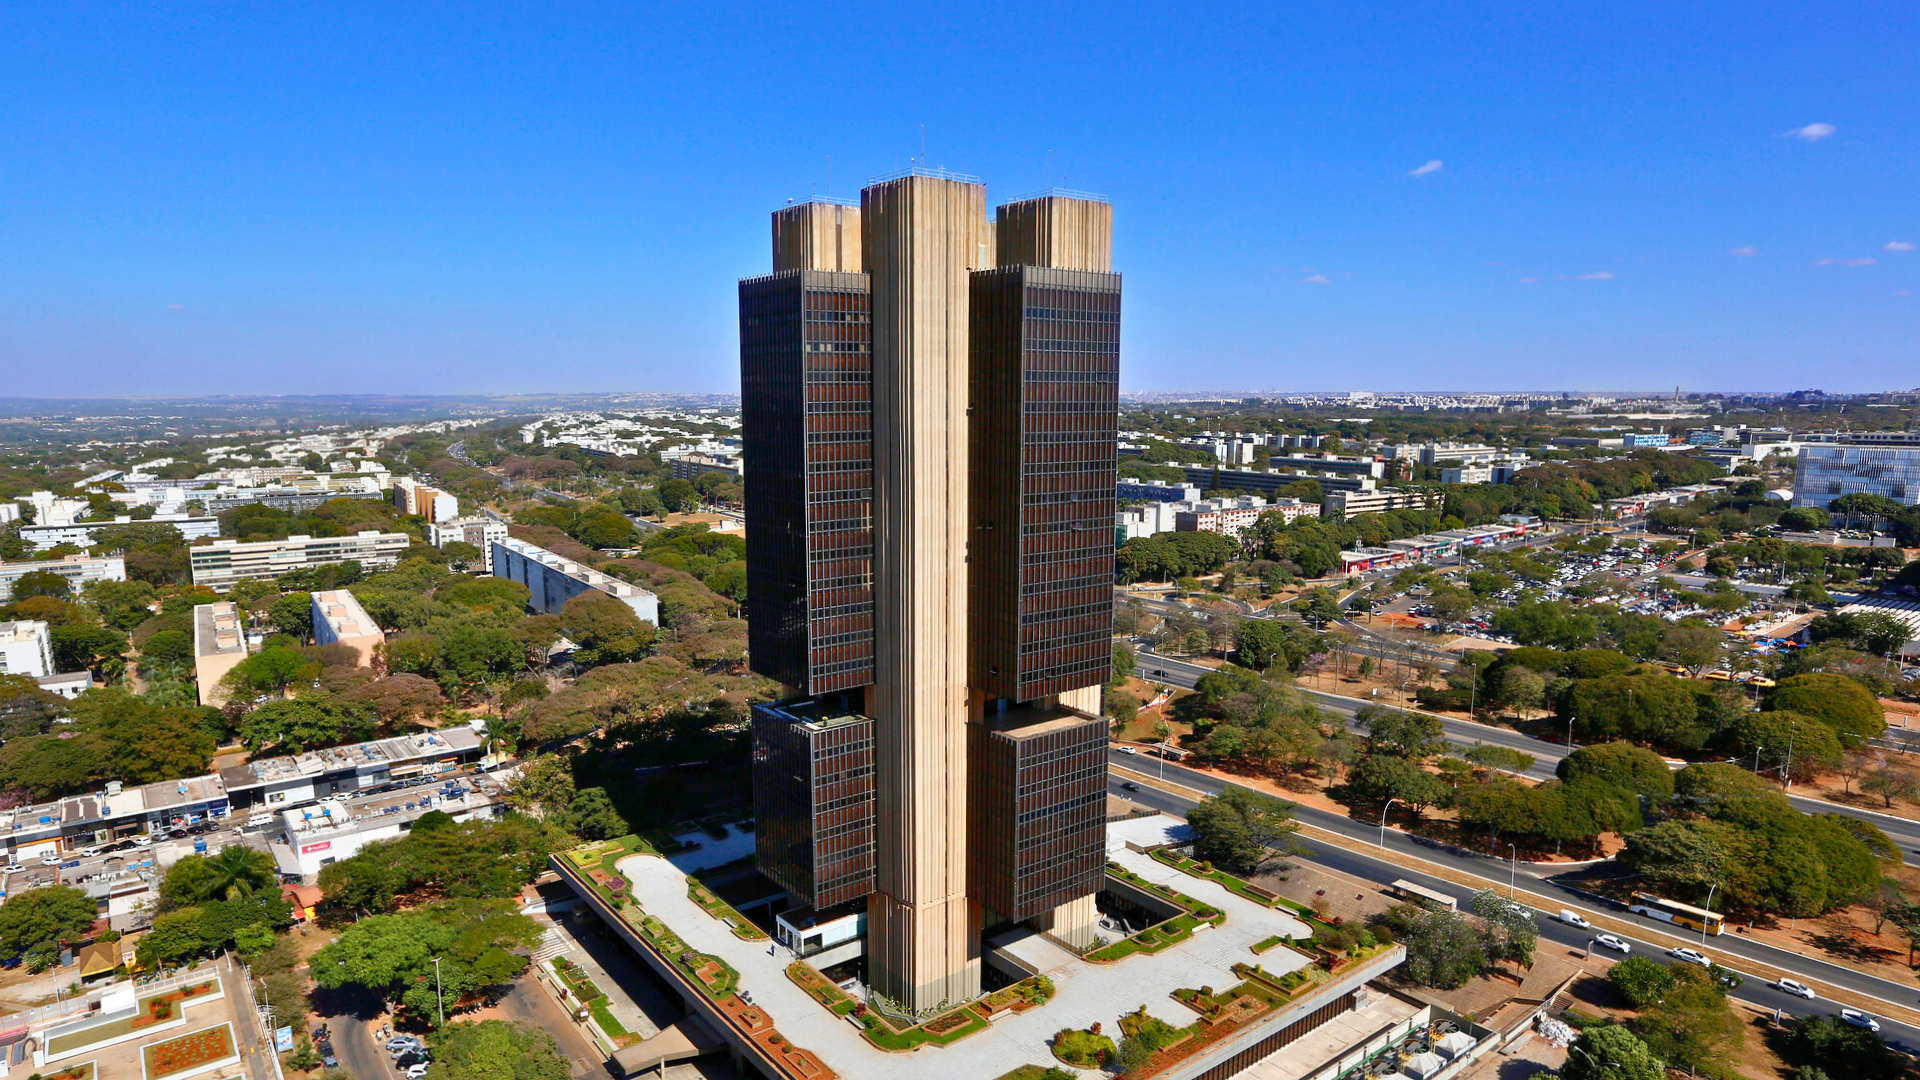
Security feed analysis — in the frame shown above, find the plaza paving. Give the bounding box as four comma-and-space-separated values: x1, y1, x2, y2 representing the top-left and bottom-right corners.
613, 813, 1313, 1080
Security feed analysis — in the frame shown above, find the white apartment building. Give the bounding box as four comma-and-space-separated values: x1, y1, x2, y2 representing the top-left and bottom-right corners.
189, 531, 411, 590
491, 538, 659, 624
311, 590, 383, 667
1115, 502, 1182, 543
1326, 489, 1443, 516
0, 621, 55, 680
429, 516, 510, 571
0, 555, 127, 602
20, 514, 220, 551
19, 492, 90, 529
1174, 496, 1270, 538
193, 602, 251, 707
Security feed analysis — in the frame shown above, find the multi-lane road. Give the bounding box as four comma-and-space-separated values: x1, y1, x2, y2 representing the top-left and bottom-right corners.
1103, 756, 1920, 1049
1131, 648, 1920, 865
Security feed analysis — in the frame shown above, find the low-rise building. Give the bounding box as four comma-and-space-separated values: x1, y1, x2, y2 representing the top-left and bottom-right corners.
189, 531, 411, 590
1116, 481, 1203, 503
0, 554, 127, 602
1175, 496, 1269, 538
1115, 502, 1181, 543
1793, 444, 1920, 510
0, 620, 55, 680
492, 537, 659, 624
192, 602, 251, 707
273, 778, 503, 879
428, 515, 510, 570
311, 590, 383, 666
1439, 461, 1528, 485
19, 513, 220, 551
669, 452, 743, 481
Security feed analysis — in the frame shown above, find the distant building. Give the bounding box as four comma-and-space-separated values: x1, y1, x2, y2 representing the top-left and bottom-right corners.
189, 532, 411, 590
311, 590, 383, 667
20, 514, 220, 552
1116, 481, 1202, 503
392, 482, 459, 524
1326, 489, 1442, 516
1115, 502, 1180, 543
669, 453, 742, 482
1440, 462, 1527, 485
491, 538, 659, 625
0, 555, 127, 602
193, 602, 251, 707
1175, 496, 1269, 538
428, 516, 510, 571
0, 620, 55, 680
1793, 445, 1920, 510
1622, 432, 1672, 448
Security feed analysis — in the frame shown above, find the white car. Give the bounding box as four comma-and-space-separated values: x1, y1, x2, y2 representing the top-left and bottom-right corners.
1115, 746, 1138, 755
1668, 947, 1711, 967
130, 835, 152, 847
406, 1065, 431, 1079
1774, 978, 1815, 1000
1, 862, 21, 873
1840, 1008, 1881, 1033
77, 847, 100, 859
39, 851, 61, 866
1593, 934, 1631, 954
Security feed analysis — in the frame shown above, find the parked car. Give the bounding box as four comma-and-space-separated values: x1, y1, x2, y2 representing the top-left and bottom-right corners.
395, 1050, 430, 1067
1668, 947, 1711, 967
1556, 910, 1591, 929
406, 1065, 430, 1079
77, 847, 100, 859
130, 835, 152, 847
1774, 978, 1814, 999
1592, 934, 1631, 954
1840, 1008, 1881, 1032
385, 1037, 423, 1053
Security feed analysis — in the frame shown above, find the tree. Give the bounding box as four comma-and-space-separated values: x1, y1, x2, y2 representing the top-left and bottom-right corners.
141, 628, 195, 676
656, 478, 699, 513
1467, 889, 1537, 969
559, 592, 655, 667
1560, 1026, 1664, 1080
0, 885, 96, 962
1399, 910, 1488, 989
1185, 788, 1299, 874
1766, 673, 1886, 747
162, 847, 277, 904
1780, 1015, 1906, 1080
1460, 744, 1534, 776
1728, 711, 1844, 782
1358, 706, 1445, 759
1886, 901, 1920, 964
1556, 742, 1674, 800
1608, 955, 1674, 1009
239, 698, 377, 754
1629, 964, 1743, 1076
565, 787, 628, 840
433, 1020, 570, 1080
9, 569, 71, 600
1862, 765, 1920, 808
83, 578, 159, 630
1110, 641, 1136, 684
221, 646, 314, 698
52, 621, 128, 676
268, 592, 314, 639
1233, 619, 1293, 670
1658, 622, 1723, 675
1618, 821, 1732, 895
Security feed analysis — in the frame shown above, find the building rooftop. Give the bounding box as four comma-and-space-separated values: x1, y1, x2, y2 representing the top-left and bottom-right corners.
225, 727, 480, 789
757, 697, 870, 731
497, 538, 657, 602
193, 602, 248, 658
312, 589, 378, 639
978, 700, 1102, 738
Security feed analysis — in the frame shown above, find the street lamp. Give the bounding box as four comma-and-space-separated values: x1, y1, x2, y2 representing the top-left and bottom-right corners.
432, 955, 445, 1028
1701, 883, 1719, 947
1509, 843, 1518, 898
1753, 744, 1763, 775
1378, 798, 1402, 847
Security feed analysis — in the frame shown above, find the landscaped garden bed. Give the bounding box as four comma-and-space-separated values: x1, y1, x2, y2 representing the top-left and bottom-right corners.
995, 1067, 1077, 1080
46, 980, 221, 1056
687, 877, 768, 940
142, 1024, 236, 1080
1149, 849, 1288, 907
550, 957, 635, 1046
785, 959, 1050, 1050
1050, 1025, 1116, 1069
1085, 865, 1223, 962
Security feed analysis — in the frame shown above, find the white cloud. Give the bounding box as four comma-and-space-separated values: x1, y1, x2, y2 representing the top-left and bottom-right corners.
1408, 160, 1443, 177
1575, 271, 1615, 281
1729, 246, 1759, 257
1786, 122, 1837, 141
1886, 241, 1916, 252
1302, 274, 1332, 285
1814, 257, 1876, 267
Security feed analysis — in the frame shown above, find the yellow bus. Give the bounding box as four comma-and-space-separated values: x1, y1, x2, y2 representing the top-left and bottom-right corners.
1629, 892, 1723, 936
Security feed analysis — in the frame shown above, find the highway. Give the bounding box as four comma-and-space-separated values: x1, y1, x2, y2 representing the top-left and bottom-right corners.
1103, 758, 1920, 1049
1131, 649, 1920, 864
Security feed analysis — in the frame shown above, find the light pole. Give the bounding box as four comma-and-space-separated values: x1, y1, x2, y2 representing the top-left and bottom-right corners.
1701, 883, 1719, 947
1378, 798, 1402, 847
1509, 844, 1518, 898
1753, 745, 1763, 775
432, 955, 445, 1028
1783, 717, 1797, 790
1566, 713, 1575, 750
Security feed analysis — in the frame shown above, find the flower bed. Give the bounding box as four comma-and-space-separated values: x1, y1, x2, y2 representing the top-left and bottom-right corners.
785, 959, 1040, 1050
996, 1068, 1077, 1080
46, 981, 220, 1055
142, 1024, 235, 1079
1150, 849, 1287, 907
1086, 868, 1224, 962
1050, 1026, 1115, 1069
44, 1063, 95, 1080
687, 877, 768, 940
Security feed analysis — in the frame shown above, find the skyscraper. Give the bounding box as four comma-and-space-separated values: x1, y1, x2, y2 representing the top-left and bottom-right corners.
744, 170, 1119, 1013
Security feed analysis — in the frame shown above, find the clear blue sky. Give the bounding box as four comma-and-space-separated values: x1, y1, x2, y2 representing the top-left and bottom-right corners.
3, 3, 1914, 396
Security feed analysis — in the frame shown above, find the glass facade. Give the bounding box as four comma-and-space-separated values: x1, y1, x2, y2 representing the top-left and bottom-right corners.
1794, 446, 1920, 509
740, 269, 876, 694
750, 699, 877, 910
969, 265, 1121, 701
967, 706, 1109, 921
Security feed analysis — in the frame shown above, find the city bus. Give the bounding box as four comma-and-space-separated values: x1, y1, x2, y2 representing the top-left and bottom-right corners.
1629, 892, 1724, 936
1389, 879, 1458, 912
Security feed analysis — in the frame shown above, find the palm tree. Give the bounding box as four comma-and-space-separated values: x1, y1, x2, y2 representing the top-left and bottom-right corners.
188, 845, 278, 901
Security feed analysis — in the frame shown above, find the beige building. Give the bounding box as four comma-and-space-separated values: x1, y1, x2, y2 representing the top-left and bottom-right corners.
193, 602, 251, 706
311, 590, 383, 667
1326, 488, 1443, 516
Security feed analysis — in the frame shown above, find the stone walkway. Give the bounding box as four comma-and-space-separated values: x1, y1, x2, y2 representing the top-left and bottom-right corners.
614, 813, 1315, 1080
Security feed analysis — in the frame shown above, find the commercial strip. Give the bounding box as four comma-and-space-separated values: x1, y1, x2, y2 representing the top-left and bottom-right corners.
491, 537, 660, 624
270, 773, 502, 878
188, 531, 411, 589
1601, 483, 1721, 519
1338, 521, 1541, 574
0, 554, 127, 602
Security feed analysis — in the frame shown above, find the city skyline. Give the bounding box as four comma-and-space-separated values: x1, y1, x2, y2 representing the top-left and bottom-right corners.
4, 4, 1915, 397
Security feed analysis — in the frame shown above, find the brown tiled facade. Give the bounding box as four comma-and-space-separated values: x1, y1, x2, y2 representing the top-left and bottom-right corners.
750, 701, 877, 910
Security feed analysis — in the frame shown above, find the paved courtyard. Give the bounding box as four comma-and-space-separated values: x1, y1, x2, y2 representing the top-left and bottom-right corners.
613, 813, 1314, 1080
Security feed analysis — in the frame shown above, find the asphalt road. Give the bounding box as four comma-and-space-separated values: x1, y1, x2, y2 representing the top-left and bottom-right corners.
1103, 762, 1920, 1050
1131, 649, 1920, 864
1105, 751, 1920, 1038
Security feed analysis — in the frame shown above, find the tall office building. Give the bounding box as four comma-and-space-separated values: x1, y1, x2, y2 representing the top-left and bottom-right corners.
744, 172, 1118, 1013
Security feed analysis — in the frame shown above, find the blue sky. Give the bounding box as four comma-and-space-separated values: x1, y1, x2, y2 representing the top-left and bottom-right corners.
2, 3, 1914, 396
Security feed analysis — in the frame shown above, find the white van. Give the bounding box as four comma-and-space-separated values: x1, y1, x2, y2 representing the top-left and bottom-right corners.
246, 813, 274, 829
